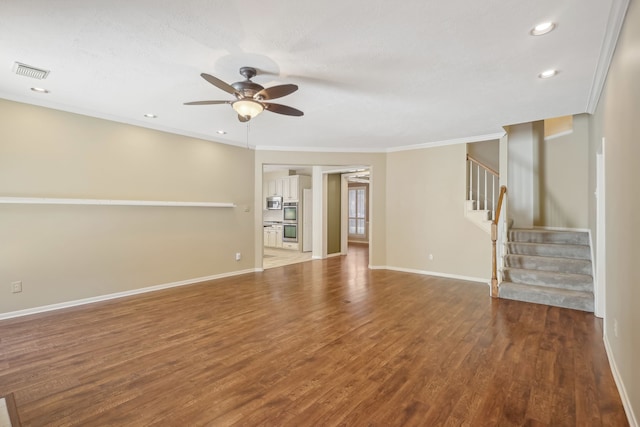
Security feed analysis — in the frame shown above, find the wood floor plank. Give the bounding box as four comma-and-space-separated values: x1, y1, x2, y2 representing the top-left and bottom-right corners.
0, 244, 628, 426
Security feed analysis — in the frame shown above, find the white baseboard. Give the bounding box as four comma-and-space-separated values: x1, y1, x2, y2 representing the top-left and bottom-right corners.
370, 265, 489, 285
0, 268, 259, 320
604, 333, 638, 427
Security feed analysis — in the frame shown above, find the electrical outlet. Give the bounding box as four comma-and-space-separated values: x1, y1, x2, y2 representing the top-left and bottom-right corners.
11, 281, 22, 293
235, 252, 241, 261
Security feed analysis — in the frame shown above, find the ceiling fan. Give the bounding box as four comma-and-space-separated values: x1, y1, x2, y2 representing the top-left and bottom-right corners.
184, 67, 303, 122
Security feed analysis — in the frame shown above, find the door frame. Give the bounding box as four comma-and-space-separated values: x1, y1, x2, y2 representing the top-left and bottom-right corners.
595, 141, 606, 318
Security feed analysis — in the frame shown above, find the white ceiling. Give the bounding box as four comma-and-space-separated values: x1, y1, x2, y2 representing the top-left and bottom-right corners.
0, 0, 627, 152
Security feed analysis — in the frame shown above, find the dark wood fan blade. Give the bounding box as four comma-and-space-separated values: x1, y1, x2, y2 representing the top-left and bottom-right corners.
238, 114, 250, 122
256, 84, 298, 100
183, 100, 231, 105
201, 73, 239, 96
264, 103, 304, 117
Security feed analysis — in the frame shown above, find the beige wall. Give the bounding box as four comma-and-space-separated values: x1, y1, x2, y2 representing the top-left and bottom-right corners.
0, 99, 255, 315
537, 114, 590, 228
589, 0, 640, 420
386, 144, 491, 280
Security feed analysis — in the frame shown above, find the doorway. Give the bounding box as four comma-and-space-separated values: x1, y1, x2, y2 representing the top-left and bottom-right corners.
261, 164, 373, 269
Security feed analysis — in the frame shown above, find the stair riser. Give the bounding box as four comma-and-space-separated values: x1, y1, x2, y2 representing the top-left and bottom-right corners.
507, 243, 590, 260
509, 230, 589, 245
503, 270, 592, 292
504, 255, 592, 275
500, 286, 594, 312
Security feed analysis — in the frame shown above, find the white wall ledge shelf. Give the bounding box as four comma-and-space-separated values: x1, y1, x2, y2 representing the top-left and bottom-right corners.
0, 197, 235, 208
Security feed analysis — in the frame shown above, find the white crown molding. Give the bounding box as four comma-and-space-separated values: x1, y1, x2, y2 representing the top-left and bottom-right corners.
386, 132, 506, 153
256, 131, 506, 154
0, 268, 259, 320
586, 0, 630, 113
254, 144, 385, 153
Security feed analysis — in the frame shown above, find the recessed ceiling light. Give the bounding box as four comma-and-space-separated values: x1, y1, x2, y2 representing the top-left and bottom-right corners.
531, 21, 556, 36
538, 69, 558, 79
216, 130, 227, 135
144, 113, 157, 118
30, 87, 49, 93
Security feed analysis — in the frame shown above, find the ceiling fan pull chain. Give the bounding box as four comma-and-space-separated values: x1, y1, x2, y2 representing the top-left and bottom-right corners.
246, 121, 251, 149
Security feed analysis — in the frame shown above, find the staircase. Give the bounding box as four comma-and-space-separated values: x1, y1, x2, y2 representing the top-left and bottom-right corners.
499, 229, 594, 312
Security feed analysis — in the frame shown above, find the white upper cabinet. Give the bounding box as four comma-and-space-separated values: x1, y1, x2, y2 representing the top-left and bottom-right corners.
263, 175, 311, 203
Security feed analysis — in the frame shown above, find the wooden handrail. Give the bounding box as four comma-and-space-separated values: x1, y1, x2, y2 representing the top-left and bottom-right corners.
491, 185, 507, 297
466, 154, 499, 177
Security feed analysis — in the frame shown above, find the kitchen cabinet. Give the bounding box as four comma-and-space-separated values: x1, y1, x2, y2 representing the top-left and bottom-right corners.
263, 224, 283, 248
282, 176, 298, 201
280, 177, 291, 201
265, 179, 283, 197
265, 228, 276, 247
263, 174, 311, 206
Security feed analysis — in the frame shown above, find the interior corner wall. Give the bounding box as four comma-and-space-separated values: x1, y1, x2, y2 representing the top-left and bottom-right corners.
386, 144, 491, 280
537, 114, 590, 229
0, 99, 255, 315
590, 0, 640, 422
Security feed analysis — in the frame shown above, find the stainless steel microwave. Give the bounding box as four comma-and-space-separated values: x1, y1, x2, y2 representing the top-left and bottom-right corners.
266, 196, 283, 210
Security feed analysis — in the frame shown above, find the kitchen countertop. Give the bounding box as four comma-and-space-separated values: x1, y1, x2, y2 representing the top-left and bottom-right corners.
263, 221, 283, 227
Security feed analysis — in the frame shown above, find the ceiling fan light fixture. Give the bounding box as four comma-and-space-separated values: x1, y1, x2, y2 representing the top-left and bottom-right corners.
232, 99, 264, 119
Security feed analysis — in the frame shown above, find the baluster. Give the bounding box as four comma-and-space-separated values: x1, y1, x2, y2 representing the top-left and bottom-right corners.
468, 160, 473, 200
476, 163, 480, 211
484, 170, 488, 211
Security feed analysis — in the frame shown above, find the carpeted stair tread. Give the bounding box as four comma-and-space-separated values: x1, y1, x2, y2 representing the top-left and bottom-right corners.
509, 229, 589, 245
504, 254, 592, 275
499, 281, 594, 312
506, 242, 590, 259
500, 228, 594, 312
503, 268, 593, 291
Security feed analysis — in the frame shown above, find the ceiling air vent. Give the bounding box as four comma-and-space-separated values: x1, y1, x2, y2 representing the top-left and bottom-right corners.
13, 62, 50, 80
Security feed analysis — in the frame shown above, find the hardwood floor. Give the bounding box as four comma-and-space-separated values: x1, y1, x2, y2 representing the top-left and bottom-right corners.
0, 244, 628, 426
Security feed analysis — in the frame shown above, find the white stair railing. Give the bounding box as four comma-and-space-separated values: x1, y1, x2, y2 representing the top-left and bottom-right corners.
467, 154, 499, 220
